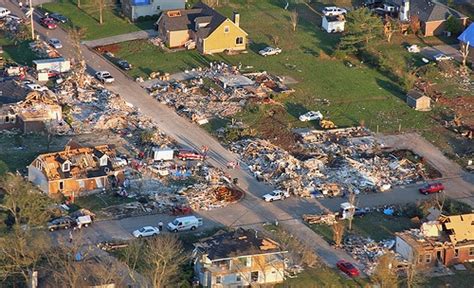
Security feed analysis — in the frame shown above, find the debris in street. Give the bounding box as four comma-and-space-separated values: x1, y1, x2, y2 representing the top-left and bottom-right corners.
302, 213, 337, 225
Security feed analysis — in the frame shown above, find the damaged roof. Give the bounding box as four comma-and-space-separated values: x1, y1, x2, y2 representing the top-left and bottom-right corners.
157, 2, 231, 39
0, 81, 29, 104
32, 143, 116, 181
194, 228, 285, 260
441, 213, 474, 244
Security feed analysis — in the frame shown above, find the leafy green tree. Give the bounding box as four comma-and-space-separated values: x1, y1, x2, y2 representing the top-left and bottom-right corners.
445, 15, 463, 36
339, 8, 384, 52
0, 161, 8, 176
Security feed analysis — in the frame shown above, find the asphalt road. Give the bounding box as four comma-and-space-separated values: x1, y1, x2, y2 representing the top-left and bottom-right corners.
6, 0, 474, 268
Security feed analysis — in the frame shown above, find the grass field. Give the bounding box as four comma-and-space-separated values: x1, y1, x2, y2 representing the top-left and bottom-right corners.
115, 0, 437, 135
309, 212, 417, 243
276, 267, 370, 287
42, 0, 154, 40
74, 193, 135, 212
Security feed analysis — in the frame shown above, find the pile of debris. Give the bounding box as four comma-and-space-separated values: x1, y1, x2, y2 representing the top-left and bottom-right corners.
147, 63, 294, 124
231, 128, 424, 197
343, 235, 396, 275
302, 213, 337, 225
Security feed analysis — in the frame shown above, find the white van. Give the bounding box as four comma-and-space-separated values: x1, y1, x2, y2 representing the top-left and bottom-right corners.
167, 216, 203, 232
0, 8, 11, 18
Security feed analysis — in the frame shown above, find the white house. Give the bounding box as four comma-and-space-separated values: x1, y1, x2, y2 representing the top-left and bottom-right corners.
322, 15, 345, 33
121, 0, 186, 21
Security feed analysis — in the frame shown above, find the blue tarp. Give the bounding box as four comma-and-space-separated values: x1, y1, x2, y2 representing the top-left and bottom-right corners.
458, 23, 474, 47
132, 0, 150, 6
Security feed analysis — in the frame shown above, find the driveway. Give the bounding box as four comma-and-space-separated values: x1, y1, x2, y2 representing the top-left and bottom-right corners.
421, 44, 474, 63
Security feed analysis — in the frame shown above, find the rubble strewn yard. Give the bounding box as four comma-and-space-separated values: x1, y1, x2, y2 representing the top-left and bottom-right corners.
230, 127, 435, 197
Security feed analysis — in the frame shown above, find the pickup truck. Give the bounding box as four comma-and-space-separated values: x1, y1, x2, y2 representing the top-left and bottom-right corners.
95, 71, 115, 84
262, 190, 290, 202
177, 150, 204, 161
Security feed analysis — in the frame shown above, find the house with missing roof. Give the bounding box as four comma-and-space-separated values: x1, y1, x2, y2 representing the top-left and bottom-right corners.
28, 142, 124, 198
392, 0, 468, 36
193, 228, 287, 287
396, 213, 474, 268
155, 2, 248, 54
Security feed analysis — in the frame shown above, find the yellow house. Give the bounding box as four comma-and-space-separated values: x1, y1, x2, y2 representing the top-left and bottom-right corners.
156, 2, 248, 54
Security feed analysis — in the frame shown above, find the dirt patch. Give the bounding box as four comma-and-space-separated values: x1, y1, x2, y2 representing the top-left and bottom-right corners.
95, 44, 121, 54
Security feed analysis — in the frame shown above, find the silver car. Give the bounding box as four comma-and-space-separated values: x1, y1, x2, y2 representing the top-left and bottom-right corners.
48, 38, 63, 49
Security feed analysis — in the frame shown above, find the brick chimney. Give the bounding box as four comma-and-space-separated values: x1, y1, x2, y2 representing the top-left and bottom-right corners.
233, 11, 240, 27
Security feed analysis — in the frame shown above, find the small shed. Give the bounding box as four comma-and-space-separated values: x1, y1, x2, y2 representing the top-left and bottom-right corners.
322, 15, 345, 33
406, 90, 431, 111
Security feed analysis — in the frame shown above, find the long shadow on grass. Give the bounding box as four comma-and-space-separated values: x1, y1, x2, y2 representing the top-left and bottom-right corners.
375, 78, 405, 101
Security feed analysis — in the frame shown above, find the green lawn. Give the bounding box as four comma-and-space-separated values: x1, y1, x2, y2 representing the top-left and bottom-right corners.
114, 0, 436, 134
276, 267, 370, 288
3, 40, 38, 65
74, 193, 135, 212
310, 212, 417, 243
41, 0, 154, 40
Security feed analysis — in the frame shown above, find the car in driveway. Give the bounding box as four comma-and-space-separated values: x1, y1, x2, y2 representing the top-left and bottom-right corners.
48, 38, 62, 49
49, 13, 68, 23
47, 216, 76, 232
433, 53, 453, 61
132, 226, 160, 238
95, 71, 115, 84
299, 111, 323, 122
258, 46, 282, 57
177, 150, 204, 161
419, 182, 444, 195
40, 17, 57, 29
262, 190, 290, 202
322, 6, 347, 16
117, 59, 132, 70
336, 260, 360, 277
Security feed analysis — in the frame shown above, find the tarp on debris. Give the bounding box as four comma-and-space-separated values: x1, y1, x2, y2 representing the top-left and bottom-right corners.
458, 23, 474, 47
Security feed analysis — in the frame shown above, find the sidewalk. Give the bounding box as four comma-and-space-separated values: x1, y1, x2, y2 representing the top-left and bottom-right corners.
82, 30, 158, 48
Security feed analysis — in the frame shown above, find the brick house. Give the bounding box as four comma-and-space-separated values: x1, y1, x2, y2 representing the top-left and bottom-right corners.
396, 214, 474, 268
392, 0, 468, 36
28, 142, 124, 198
193, 229, 288, 287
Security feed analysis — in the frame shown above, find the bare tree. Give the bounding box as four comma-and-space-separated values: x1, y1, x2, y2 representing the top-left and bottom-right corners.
406, 260, 425, 288
138, 235, 188, 288
121, 239, 143, 283
94, 0, 109, 25
0, 173, 53, 228
460, 41, 470, 67
347, 191, 357, 231
77, 0, 81, 8
384, 17, 401, 43
372, 253, 399, 288
0, 229, 50, 286
332, 221, 345, 247
69, 27, 87, 89
409, 15, 421, 35
290, 9, 298, 32
271, 35, 280, 47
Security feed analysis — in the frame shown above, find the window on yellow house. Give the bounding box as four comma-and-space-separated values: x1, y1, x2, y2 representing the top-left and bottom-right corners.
236, 37, 243, 45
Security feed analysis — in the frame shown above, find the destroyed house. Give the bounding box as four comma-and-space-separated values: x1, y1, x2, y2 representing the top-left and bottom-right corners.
156, 2, 248, 54
28, 143, 122, 197
193, 229, 287, 287
396, 214, 474, 268
0, 81, 28, 130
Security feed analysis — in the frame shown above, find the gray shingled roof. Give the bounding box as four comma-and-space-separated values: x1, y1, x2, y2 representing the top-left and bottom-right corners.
157, 2, 228, 39
392, 0, 467, 22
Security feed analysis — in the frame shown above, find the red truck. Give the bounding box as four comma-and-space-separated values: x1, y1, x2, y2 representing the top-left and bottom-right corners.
177, 150, 204, 161
419, 183, 444, 195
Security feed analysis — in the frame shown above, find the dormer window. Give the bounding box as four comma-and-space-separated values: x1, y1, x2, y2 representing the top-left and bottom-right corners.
62, 162, 70, 172
99, 155, 108, 167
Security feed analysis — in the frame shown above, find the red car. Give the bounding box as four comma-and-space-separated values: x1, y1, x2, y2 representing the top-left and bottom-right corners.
40, 17, 57, 29
177, 150, 204, 161
419, 182, 444, 195
336, 260, 360, 277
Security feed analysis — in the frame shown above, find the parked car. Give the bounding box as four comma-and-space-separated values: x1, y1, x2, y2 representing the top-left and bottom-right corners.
337, 260, 360, 277
262, 190, 290, 202
132, 226, 160, 238
25, 83, 48, 92
177, 150, 204, 161
40, 17, 57, 29
48, 38, 63, 49
322, 6, 347, 16
47, 216, 76, 232
259, 46, 282, 57
95, 71, 115, 83
5, 14, 21, 23
0, 7, 11, 18
49, 13, 68, 23
299, 111, 323, 122
167, 216, 203, 232
117, 59, 132, 70
406, 44, 420, 53
76, 215, 93, 228
433, 53, 453, 61
419, 182, 444, 195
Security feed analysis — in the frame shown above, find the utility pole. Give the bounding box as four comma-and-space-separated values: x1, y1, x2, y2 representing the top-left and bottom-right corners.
29, 0, 35, 40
